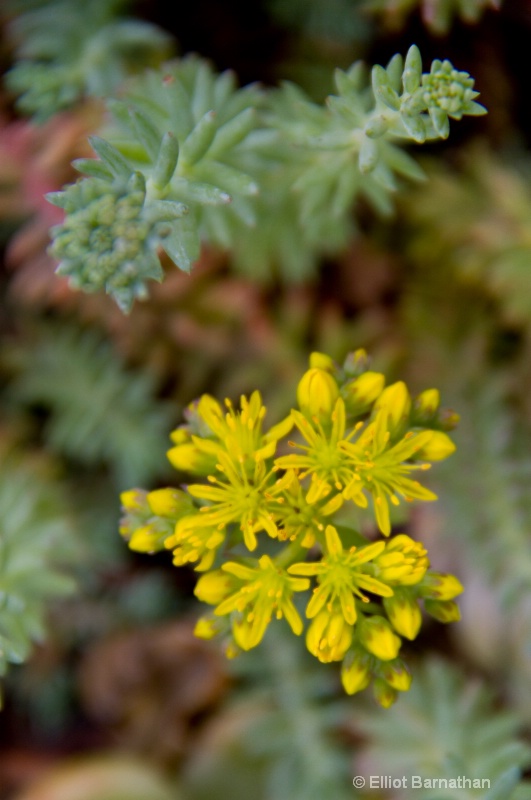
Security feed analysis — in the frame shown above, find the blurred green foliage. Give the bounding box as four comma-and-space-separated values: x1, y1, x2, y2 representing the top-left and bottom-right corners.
0, 442, 78, 705
3, 0, 174, 121
353, 658, 531, 799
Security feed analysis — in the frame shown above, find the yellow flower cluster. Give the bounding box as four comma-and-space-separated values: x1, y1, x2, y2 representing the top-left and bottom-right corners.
120, 349, 462, 706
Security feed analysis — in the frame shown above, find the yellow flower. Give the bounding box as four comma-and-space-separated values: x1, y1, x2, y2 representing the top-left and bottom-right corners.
169, 392, 292, 482
275, 398, 364, 503
118, 347, 463, 703
341, 409, 441, 535
268, 469, 344, 547
165, 519, 225, 571
185, 451, 279, 551
196, 391, 292, 466
288, 525, 393, 625
195, 555, 309, 650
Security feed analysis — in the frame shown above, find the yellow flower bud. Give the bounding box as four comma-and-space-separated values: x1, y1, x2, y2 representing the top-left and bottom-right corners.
439, 408, 460, 431
420, 572, 463, 601
306, 609, 353, 663
147, 487, 193, 518
194, 569, 234, 604
167, 442, 217, 475
194, 614, 224, 640
309, 352, 336, 371
128, 522, 168, 553
297, 367, 339, 420
373, 381, 411, 434
344, 371, 386, 415
359, 615, 401, 661
225, 640, 242, 659
378, 659, 412, 691
424, 599, 461, 623
414, 389, 440, 420
375, 534, 429, 585
170, 427, 189, 445
119, 489, 151, 540
414, 431, 456, 462
344, 349, 370, 376
341, 648, 372, 695
120, 488, 148, 512
373, 678, 398, 708
384, 590, 422, 640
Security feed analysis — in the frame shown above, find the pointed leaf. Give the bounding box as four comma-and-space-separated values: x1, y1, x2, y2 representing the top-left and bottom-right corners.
372, 65, 400, 111
180, 110, 218, 165
129, 106, 162, 161
72, 158, 113, 180
208, 107, 256, 157
152, 131, 179, 189
161, 213, 201, 273
88, 136, 132, 179
400, 113, 426, 143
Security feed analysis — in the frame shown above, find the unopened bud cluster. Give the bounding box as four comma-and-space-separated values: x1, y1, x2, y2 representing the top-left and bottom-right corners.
421, 60, 479, 118
49, 173, 186, 311
120, 349, 462, 706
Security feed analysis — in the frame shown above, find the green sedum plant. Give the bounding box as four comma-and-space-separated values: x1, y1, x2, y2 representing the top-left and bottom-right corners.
0, 443, 77, 704
121, 349, 462, 707
47, 45, 486, 310
4, 0, 174, 122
